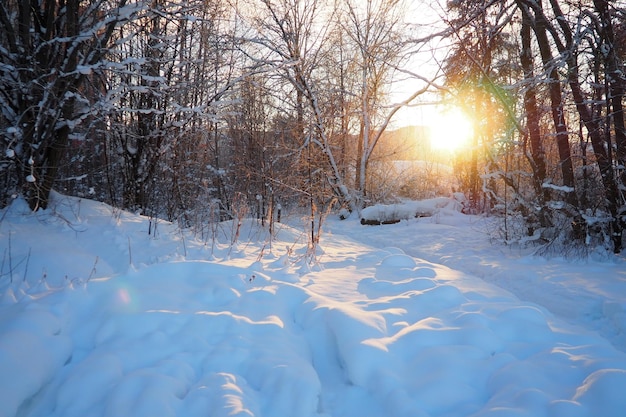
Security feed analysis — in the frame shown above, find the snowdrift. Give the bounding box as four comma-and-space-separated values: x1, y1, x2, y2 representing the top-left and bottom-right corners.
1, 193, 626, 417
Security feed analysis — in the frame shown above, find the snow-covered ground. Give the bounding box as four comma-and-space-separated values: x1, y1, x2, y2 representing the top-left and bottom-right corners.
1, 193, 625, 417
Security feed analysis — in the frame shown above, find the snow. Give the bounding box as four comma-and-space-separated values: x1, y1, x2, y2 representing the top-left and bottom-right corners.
360, 194, 467, 223
542, 182, 575, 193
1, 192, 626, 417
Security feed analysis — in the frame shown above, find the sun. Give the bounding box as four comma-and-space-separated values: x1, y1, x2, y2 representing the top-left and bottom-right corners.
429, 107, 474, 152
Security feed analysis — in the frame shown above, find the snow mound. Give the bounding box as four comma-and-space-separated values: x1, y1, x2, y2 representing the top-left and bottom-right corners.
360, 194, 466, 224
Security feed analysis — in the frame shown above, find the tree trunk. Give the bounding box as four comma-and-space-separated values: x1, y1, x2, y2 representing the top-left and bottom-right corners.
519, 15, 549, 206
594, 0, 626, 192
539, 13, 576, 206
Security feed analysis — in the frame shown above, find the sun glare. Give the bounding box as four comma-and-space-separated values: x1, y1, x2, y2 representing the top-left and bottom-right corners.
429, 107, 474, 152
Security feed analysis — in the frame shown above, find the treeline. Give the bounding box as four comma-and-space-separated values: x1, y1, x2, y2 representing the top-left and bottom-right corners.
0, 0, 625, 253
0, 0, 423, 230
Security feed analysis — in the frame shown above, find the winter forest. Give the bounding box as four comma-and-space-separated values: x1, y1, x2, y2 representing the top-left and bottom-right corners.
4, 2, 626, 417
1, 0, 625, 254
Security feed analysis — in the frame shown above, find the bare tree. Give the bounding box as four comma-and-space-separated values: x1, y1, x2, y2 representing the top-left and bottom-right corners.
246, 0, 353, 209
99, 0, 243, 221
244, 0, 434, 214
339, 0, 435, 206
0, 0, 142, 210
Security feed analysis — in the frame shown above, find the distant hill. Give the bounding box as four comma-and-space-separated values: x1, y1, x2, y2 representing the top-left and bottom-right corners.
376, 125, 432, 161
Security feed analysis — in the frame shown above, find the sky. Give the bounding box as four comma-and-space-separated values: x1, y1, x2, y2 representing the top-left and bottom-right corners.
1, 192, 625, 417
389, 0, 454, 130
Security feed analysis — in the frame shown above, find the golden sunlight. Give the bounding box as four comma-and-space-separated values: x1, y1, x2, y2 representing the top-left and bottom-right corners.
429, 107, 474, 152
